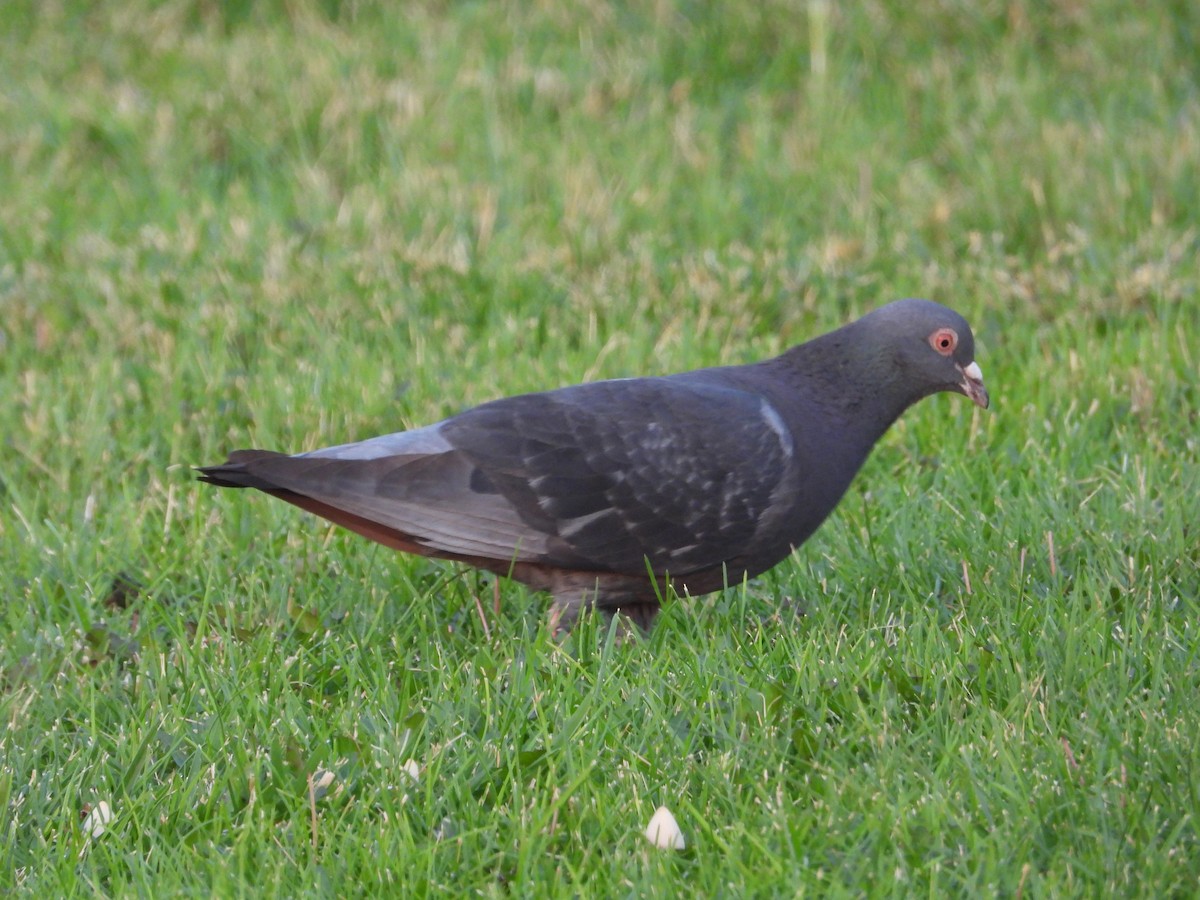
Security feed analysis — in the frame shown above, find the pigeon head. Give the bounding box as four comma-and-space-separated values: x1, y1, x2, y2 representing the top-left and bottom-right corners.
854, 298, 989, 410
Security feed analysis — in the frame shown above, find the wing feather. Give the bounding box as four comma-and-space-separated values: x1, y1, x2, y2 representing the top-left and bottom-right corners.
441, 375, 793, 574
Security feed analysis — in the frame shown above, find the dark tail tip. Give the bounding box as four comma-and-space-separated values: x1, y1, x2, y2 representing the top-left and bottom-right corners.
195, 463, 253, 488
195, 467, 240, 487
195, 449, 287, 489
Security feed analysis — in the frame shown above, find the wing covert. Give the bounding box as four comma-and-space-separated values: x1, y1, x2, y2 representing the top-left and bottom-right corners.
441, 376, 793, 575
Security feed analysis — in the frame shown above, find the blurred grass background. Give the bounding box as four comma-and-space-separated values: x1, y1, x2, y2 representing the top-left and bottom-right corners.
1, 0, 1197, 894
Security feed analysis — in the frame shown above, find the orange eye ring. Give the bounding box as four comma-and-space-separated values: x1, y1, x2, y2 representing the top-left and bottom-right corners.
929, 328, 958, 356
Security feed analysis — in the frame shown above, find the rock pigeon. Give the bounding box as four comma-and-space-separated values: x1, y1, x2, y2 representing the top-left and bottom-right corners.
198, 298, 988, 632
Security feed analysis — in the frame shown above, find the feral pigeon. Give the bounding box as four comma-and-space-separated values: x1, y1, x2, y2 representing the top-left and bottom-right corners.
198, 298, 988, 632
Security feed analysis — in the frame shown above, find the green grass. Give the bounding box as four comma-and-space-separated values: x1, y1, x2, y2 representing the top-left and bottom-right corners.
2, 0, 1198, 894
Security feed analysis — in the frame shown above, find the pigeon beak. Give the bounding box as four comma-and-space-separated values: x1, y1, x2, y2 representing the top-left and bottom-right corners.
958, 361, 989, 409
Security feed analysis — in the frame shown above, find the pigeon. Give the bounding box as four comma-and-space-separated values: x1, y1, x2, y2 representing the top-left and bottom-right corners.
198, 298, 988, 633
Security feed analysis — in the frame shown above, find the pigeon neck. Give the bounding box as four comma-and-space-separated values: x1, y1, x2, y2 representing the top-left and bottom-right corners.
775, 326, 917, 446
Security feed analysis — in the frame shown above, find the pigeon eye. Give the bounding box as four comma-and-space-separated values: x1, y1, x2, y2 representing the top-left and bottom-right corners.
929, 328, 957, 355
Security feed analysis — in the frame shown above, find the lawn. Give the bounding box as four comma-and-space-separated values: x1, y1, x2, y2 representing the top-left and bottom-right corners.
1, 0, 1198, 895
